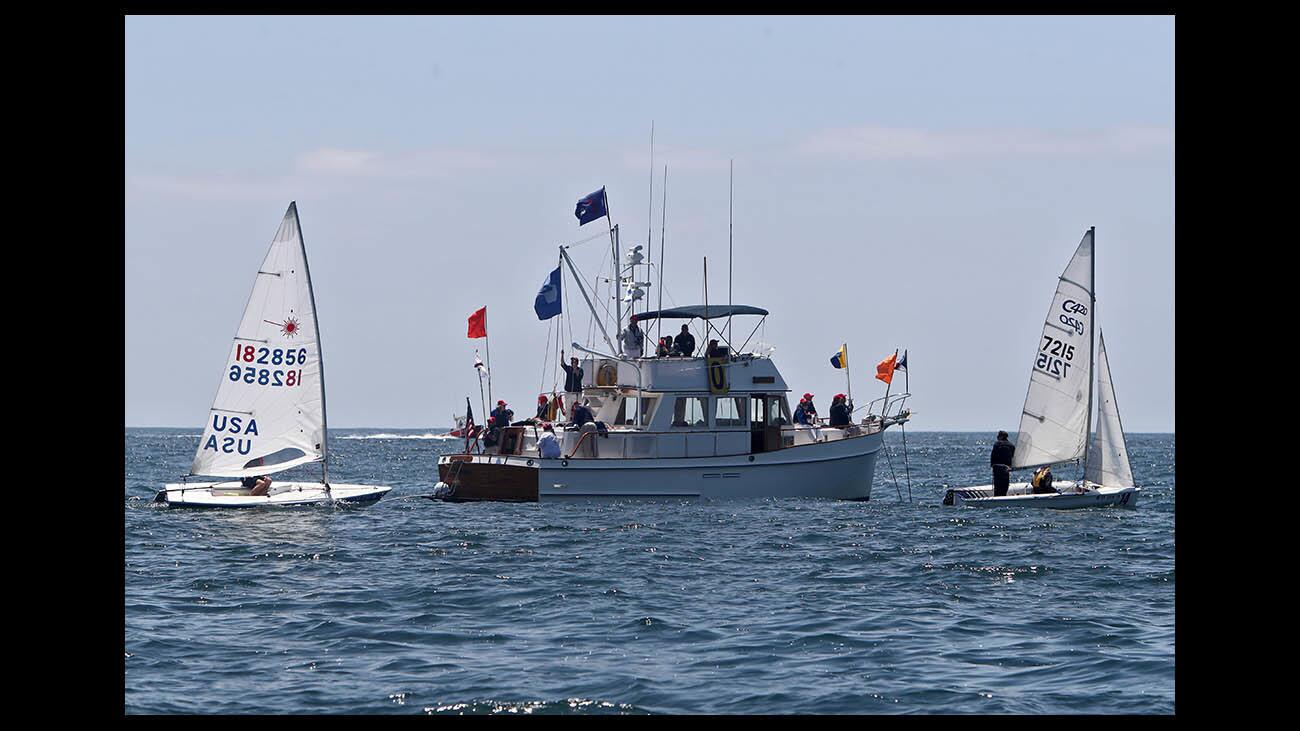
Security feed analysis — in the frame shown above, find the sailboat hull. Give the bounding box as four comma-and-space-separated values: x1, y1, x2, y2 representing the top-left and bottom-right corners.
943, 481, 1139, 509
154, 481, 391, 508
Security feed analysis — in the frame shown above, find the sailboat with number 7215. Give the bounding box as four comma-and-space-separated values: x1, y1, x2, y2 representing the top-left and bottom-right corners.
943, 228, 1140, 509
153, 202, 391, 508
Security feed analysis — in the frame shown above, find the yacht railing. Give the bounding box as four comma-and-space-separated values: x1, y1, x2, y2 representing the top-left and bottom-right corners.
861, 392, 911, 421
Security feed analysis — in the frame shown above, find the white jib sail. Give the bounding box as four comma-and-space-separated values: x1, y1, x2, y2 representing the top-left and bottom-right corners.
1086, 330, 1135, 487
1012, 229, 1095, 469
190, 202, 326, 478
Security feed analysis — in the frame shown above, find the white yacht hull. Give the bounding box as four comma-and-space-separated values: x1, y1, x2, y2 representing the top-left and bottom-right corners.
154, 481, 391, 508
943, 481, 1139, 509
435, 431, 884, 501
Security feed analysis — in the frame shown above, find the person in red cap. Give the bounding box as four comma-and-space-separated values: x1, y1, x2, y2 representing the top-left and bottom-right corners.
491, 400, 513, 428
802, 393, 819, 424
829, 393, 851, 427
536, 394, 551, 420
482, 416, 500, 452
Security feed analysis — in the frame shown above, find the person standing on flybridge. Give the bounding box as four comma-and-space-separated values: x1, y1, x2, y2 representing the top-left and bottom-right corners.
991, 430, 1015, 497
620, 318, 645, 358
673, 324, 696, 357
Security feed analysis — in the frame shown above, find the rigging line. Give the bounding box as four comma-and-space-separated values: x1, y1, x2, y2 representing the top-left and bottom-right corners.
567, 252, 606, 349
562, 228, 616, 249
882, 434, 903, 501
539, 314, 553, 394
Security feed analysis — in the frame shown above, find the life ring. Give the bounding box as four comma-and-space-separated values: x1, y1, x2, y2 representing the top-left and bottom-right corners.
596, 359, 618, 387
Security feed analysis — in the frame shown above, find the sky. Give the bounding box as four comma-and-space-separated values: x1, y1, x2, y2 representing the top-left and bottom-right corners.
125, 14, 1174, 432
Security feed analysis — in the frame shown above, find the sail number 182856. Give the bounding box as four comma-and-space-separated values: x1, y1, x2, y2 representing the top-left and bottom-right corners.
228, 345, 307, 387
1035, 335, 1075, 379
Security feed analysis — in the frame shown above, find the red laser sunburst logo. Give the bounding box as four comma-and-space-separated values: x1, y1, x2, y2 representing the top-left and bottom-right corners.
264, 316, 302, 338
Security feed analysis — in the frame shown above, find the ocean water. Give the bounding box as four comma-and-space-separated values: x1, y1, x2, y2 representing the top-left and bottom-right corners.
124, 429, 1174, 714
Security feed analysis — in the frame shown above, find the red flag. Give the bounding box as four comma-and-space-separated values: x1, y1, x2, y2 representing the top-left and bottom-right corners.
467, 306, 487, 339
875, 352, 898, 384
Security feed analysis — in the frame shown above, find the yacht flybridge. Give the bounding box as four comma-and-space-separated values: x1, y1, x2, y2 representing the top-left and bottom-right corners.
434, 183, 912, 502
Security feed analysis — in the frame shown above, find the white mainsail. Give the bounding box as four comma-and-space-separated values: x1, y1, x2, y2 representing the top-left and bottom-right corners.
1085, 330, 1135, 487
190, 202, 327, 478
1012, 229, 1095, 469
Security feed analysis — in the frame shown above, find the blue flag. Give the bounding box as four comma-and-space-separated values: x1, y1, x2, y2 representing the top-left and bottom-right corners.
575, 187, 608, 226
534, 266, 562, 320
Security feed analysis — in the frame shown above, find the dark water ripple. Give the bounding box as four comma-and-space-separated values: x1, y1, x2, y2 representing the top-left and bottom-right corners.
125, 429, 1174, 714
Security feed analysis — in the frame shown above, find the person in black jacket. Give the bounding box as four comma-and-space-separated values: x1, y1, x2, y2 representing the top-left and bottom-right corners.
828, 394, 851, 427
570, 399, 595, 428
673, 324, 696, 357
559, 351, 584, 416
990, 430, 1015, 497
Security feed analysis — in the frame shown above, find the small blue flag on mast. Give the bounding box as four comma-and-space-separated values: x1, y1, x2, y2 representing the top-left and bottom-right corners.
575, 187, 608, 226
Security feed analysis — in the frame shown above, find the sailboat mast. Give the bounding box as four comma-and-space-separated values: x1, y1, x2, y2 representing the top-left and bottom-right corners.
658, 166, 667, 346
1082, 225, 1096, 482
728, 159, 734, 346
292, 201, 329, 487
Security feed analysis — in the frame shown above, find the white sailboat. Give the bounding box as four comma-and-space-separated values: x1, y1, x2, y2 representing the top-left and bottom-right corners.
154, 202, 391, 508
944, 228, 1139, 509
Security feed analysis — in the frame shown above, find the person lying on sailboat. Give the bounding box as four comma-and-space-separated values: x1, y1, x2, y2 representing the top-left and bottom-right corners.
991, 430, 1015, 497
241, 474, 272, 496
537, 422, 562, 459
620, 318, 645, 358
673, 324, 696, 357
829, 394, 852, 427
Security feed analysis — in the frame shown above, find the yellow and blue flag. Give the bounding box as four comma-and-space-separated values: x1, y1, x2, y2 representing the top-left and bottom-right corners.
830, 344, 848, 369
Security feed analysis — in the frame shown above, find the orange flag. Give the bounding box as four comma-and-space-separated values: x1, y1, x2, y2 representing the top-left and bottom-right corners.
467, 306, 487, 339
875, 352, 898, 384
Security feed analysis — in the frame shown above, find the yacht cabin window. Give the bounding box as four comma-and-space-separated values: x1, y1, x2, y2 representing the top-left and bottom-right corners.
714, 396, 747, 427
614, 395, 659, 426
672, 396, 710, 428
752, 395, 790, 427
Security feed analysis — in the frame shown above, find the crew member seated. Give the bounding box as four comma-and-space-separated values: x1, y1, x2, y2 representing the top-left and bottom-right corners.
241, 474, 272, 496
570, 399, 596, 428
706, 338, 728, 358
656, 336, 673, 357
1031, 465, 1057, 494
673, 324, 696, 357
482, 417, 500, 452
